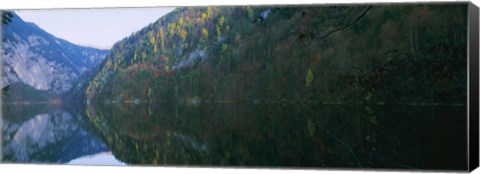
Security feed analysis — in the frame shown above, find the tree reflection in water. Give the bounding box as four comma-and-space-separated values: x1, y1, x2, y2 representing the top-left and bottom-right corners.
84, 102, 466, 169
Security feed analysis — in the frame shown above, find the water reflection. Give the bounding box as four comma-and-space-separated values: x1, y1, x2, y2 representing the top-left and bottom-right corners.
68, 152, 126, 166
85, 102, 466, 170
2, 104, 110, 164
1, 102, 467, 169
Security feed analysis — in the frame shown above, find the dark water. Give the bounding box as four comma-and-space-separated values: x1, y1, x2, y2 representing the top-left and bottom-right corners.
1, 102, 467, 170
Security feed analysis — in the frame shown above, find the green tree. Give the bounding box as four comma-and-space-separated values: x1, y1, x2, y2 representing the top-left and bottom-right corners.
202, 27, 208, 39
221, 43, 228, 53
149, 31, 155, 45
133, 51, 138, 62
158, 27, 166, 52
246, 7, 254, 20
216, 25, 221, 40
219, 15, 225, 27
148, 88, 153, 100
1, 11, 13, 25
305, 69, 314, 88
180, 29, 187, 41
106, 58, 112, 68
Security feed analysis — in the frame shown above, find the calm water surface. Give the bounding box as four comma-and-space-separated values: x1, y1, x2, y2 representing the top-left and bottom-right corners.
1, 102, 467, 169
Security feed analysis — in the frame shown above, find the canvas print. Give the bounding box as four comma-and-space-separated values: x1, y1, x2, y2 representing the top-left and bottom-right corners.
0, 3, 477, 171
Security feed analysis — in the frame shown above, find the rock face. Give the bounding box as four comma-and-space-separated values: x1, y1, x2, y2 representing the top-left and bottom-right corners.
1, 12, 108, 95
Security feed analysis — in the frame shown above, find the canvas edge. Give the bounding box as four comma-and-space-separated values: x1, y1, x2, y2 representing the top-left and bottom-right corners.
468, 1, 480, 172
0, 2, 475, 172
0, 10, 4, 164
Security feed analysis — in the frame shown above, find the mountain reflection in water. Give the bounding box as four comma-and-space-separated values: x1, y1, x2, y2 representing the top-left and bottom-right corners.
2, 104, 110, 164
2, 102, 467, 170
68, 152, 126, 166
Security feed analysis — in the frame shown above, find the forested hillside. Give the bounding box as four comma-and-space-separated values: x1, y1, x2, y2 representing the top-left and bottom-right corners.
85, 4, 467, 105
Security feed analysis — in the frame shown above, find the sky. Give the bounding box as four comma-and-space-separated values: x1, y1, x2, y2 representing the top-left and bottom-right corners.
16, 7, 175, 49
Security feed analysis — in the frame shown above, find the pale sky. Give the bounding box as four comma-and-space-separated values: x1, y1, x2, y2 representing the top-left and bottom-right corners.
16, 7, 175, 49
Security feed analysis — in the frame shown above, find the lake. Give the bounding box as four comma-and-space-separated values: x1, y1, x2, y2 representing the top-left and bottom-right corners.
1, 102, 467, 170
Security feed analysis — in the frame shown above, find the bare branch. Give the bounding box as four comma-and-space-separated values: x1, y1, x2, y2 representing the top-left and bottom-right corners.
320, 6, 373, 40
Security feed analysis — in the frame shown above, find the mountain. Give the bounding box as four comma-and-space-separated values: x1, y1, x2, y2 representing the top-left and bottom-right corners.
85, 5, 467, 105
1, 12, 108, 99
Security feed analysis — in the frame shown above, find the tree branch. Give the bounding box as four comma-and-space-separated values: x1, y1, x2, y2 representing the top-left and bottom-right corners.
320, 6, 373, 40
